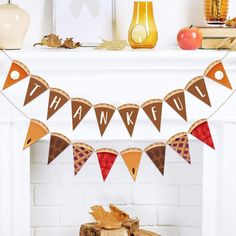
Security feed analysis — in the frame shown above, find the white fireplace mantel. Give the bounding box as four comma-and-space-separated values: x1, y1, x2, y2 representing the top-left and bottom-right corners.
0, 48, 236, 236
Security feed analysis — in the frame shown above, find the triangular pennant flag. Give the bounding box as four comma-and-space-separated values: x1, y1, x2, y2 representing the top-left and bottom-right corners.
189, 119, 215, 149
3, 60, 30, 90
164, 89, 187, 121
145, 143, 166, 175
96, 148, 118, 181
23, 119, 49, 150
71, 98, 92, 130
185, 76, 211, 107
118, 104, 139, 137
47, 88, 70, 120
48, 133, 71, 164
167, 132, 191, 164
73, 143, 94, 175
204, 60, 232, 90
142, 99, 163, 132
24, 75, 49, 106
94, 104, 116, 136
121, 148, 142, 181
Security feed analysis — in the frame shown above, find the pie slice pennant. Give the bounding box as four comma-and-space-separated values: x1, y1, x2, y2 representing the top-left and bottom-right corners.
73, 143, 94, 175
189, 119, 215, 149
48, 132, 71, 164
167, 132, 191, 164
47, 88, 70, 120
24, 75, 49, 106
94, 104, 116, 136
185, 76, 211, 107
71, 98, 92, 130
142, 99, 163, 132
118, 104, 139, 137
204, 60, 232, 90
145, 142, 166, 175
3, 60, 30, 90
23, 119, 49, 150
96, 148, 118, 181
164, 89, 187, 121
121, 148, 143, 181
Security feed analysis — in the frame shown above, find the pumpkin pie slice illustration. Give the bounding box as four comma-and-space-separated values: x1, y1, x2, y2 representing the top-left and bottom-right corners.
73, 143, 94, 175
167, 132, 191, 164
145, 142, 166, 175
121, 148, 143, 181
3, 60, 30, 90
23, 119, 49, 150
71, 98, 92, 130
204, 60, 232, 90
189, 119, 215, 149
48, 132, 71, 164
96, 148, 118, 181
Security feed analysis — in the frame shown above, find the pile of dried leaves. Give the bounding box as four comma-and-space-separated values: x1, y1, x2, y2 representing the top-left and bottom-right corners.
225, 17, 236, 28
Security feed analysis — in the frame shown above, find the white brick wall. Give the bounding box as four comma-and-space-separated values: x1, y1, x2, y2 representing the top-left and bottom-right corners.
30, 140, 203, 236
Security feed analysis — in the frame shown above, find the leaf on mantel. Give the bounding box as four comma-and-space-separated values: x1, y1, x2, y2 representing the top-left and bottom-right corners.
96, 39, 128, 50
62, 38, 81, 49
225, 17, 236, 28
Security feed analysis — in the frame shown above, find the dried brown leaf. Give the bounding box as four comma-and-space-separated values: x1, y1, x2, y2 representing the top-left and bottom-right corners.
62, 38, 81, 49
109, 204, 129, 223
96, 39, 128, 50
34, 34, 62, 48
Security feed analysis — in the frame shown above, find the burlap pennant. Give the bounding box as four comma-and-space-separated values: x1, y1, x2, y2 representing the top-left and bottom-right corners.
73, 143, 94, 175
24, 75, 49, 106
145, 143, 166, 175
164, 89, 187, 121
71, 98, 92, 130
189, 119, 215, 149
167, 132, 191, 164
121, 148, 143, 181
118, 104, 139, 137
94, 103, 116, 136
204, 60, 232, 90
96, 148, 118, 181
47, 88, 70, 120
142, 99, 163, 132
48, 132, 71, 164
3, 60, 30, 90
23, 119, 49, 150
185, 76, 211, 107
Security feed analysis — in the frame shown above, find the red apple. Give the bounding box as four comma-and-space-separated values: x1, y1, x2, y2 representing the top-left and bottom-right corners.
177, 26, 202, 50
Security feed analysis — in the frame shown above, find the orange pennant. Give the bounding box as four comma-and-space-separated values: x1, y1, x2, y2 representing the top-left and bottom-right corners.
24, 75, 49, 106
23, 119, 49, 150
47, 88, 70, 120
3, 60, 30, 90
121, 148, 142, 181
164, 89, 187, 121
204, 60, 232, 89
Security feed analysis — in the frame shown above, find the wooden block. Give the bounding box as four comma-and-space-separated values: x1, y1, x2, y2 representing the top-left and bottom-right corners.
131, 229, 160, 236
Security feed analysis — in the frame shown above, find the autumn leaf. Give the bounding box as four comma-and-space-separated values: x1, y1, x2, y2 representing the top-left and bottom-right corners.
62, 38, 81, 49
34, 34, 62, 48
96, 39, 128, 50
225, 17, 236, 28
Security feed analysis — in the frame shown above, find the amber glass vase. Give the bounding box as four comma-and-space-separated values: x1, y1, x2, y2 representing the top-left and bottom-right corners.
128, 1, 157, 49
204, 0, 229, 24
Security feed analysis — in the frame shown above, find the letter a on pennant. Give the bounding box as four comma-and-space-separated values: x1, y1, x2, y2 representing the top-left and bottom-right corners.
185, 76, 211, 107
118, 104, 139, 137
3, 60, 30, 90
24, 75, 49, 106
47, 88, 70, 120
94, 104, 116, 136
164, 89, 187, 121
23, 119, 49, 150
204, 60, 232, 90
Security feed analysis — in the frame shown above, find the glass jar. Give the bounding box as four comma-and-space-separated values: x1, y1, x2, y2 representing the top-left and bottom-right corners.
128, 1, 157, 49
204, 0, 229, 24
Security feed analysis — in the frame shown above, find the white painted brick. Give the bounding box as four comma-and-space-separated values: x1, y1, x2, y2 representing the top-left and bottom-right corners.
132, 185, 179, 205
143, 226, 178, 236
31, 207, 59, 227
178, 227, 202, 236
35, 184, 83, 206
60, 207, 93, 226
31, 163, 56, 183
179, 186, 202, 206
35, 227, 78, 236
30, 142, 49, 164
158, 206, 202, 227
84, 184, 131, 205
